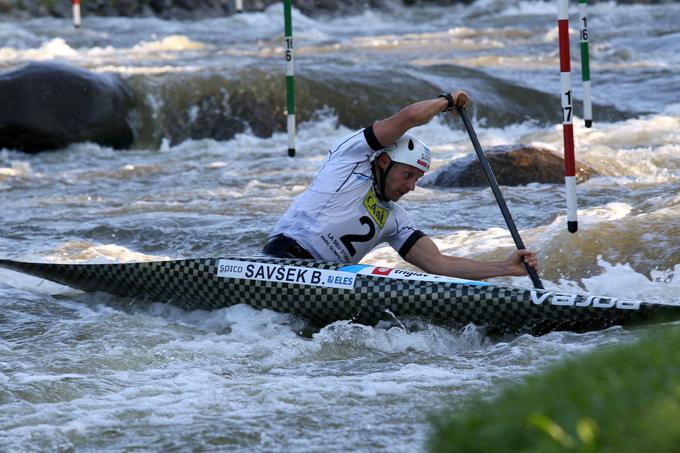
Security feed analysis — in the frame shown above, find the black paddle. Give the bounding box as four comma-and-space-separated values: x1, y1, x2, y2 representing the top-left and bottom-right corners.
457, 106, 544, 289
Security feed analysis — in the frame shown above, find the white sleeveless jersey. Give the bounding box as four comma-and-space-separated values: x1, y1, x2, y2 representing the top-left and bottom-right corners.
270, 126, 425, 264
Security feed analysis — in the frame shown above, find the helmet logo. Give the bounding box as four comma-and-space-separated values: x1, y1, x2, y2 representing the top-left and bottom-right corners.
386, 134, 430, 172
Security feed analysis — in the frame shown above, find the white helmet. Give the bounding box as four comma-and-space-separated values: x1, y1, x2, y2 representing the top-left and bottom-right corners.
378, 133, 431, 173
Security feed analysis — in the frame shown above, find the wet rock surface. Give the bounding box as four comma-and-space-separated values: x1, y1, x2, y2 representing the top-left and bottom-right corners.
0, 62, 134, 152
423, 144, 599, 187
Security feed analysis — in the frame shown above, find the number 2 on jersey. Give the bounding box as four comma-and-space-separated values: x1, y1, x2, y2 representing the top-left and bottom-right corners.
340, 216, 376, 256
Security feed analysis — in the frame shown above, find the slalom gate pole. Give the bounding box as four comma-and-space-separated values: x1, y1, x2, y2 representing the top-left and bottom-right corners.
235, 0, 243, 13
579, 0, 593, 128
284, 0, 296, 157
72, 0, 81, 28
558, 0, 578, 233
457, 106, 544, 290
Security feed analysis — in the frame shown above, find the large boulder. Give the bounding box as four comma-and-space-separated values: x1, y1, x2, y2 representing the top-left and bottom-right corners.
0, 62, 134, 153
425, 144, 598, 187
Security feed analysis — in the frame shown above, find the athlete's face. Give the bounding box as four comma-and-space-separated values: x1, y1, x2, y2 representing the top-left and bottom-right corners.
379, 157, 424, 201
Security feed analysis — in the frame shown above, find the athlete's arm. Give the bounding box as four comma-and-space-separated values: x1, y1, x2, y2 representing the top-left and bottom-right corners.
371, 91, 470, 147
404, 235, 539, 280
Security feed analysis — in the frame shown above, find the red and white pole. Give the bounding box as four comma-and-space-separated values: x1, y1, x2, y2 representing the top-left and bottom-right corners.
558, 0, 577, 233
72, 0, 81, 28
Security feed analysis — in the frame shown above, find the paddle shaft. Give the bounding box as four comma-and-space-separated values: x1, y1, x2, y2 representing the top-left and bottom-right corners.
457, 106, 544, 289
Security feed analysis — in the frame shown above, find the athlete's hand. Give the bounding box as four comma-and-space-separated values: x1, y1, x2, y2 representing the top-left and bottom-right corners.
448, 90, 471, 116
504, 249, 539, 276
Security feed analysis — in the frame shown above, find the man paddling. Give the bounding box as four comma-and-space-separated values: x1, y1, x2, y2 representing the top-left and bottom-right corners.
263, 91, 539, 280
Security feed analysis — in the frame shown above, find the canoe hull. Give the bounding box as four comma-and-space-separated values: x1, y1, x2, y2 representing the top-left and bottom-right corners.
0, 256, 675, 335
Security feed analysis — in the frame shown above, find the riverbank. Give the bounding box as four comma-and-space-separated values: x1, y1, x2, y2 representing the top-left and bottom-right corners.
429, 324, 680, 452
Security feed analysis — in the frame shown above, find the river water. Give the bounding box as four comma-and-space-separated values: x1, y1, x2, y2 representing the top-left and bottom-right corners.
1, 1, 679, 451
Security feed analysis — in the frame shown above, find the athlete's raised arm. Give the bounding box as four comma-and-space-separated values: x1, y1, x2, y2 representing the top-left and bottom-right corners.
371, 91, 470, 147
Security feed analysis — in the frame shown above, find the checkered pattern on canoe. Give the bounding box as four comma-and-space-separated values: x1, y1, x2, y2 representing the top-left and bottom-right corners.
0, 257, 674, 335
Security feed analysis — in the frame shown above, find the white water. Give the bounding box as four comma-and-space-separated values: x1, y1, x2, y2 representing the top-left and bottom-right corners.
1, 1, 680, 451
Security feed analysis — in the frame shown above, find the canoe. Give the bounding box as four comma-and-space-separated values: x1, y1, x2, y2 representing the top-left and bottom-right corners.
1, 256, 676, 335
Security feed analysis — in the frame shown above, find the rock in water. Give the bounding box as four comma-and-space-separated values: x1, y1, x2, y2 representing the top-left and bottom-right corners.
0, 62, 134, 153
425, 144, 598, 187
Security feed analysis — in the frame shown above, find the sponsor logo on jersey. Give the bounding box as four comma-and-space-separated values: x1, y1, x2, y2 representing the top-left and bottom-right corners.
529, 290, 640, 310
362, 188, 389, 229
217, 259, 356, 290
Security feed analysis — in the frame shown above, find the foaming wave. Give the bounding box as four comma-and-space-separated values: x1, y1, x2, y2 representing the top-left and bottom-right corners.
0, 160, 36, 191
137, 303, 319, 373
578, 108, 680, 151
0, 34, 207, 67
467, 0, 557, 17
315, 320, 488, 356
93, 64, 203, 75
131, 35, 206, 53
579, 258, 680, 304
145, 300, 490, 365
0, 38, 77, 62
640, 193, 680, 212
538, 201, 680, 284
0, 161, 33, 180
349, 29, 504, 53
44, 241, 170, 264
485, 109, 680, 181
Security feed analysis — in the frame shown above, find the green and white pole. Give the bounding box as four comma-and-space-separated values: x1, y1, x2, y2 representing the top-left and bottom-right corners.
579, 0, 592, 128
284, 0, 296, 157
